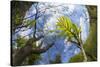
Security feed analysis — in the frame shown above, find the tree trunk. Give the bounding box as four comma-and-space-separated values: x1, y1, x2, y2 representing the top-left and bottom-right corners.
11, 1, 33, 66
12, 44, 33, 66
12, 37, 55, 66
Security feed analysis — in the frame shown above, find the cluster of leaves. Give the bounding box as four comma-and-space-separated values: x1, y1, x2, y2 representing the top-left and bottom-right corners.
56, 16, 89, 62
16, 36, 28, 48
69, 6, 97, 62
15, 12, 22, 26
56, 16, 81, 41
25, 19, 36, 28
69, 22, 97, 62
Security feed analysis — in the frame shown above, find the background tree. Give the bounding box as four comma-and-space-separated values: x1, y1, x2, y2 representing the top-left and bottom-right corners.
11, 1, 58, 66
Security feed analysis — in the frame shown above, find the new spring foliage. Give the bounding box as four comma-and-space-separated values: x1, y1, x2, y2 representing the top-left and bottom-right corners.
56, 16, 81, 41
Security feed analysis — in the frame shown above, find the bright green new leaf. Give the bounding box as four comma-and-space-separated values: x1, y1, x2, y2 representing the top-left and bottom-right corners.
56, 16, 81, 41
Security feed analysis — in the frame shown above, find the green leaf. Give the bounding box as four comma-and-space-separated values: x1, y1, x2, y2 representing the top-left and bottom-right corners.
48, 30, 56, 33
26, 19, 36, 28
56, 16, 81, 41
29, 19, 36, 27
16, 36, 27, 48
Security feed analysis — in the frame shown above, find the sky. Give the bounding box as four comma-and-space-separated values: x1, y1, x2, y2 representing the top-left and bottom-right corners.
14, 2, 90, 64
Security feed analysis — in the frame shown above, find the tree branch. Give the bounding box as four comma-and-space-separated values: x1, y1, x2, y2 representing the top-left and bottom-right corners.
12, 35, 54, 66
67, 40, 81, 49
32, 42, 55, 54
